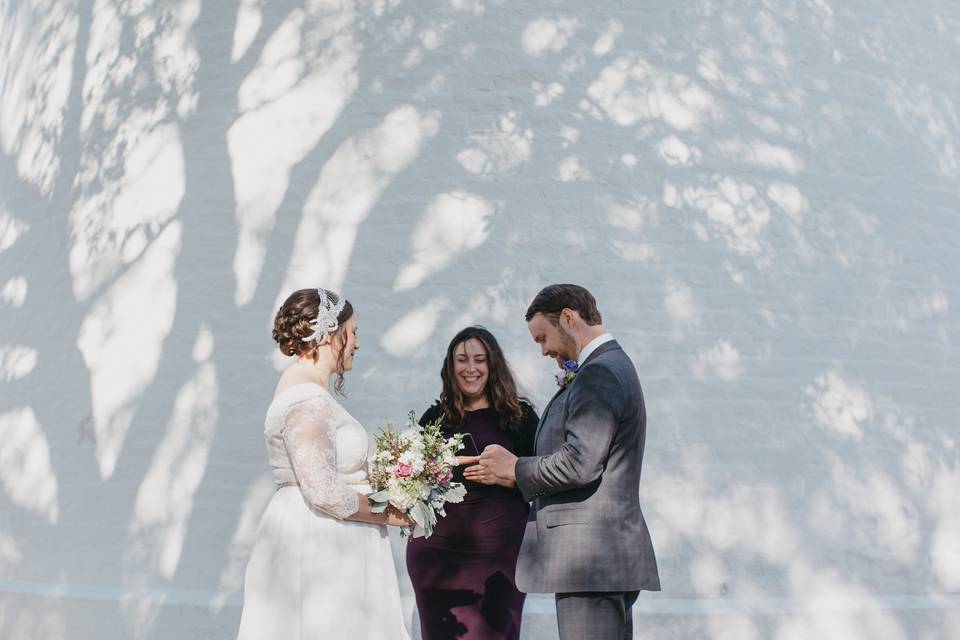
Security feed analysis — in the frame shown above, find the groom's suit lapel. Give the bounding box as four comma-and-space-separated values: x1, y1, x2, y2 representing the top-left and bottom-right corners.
534, 386, 567, 448
533, 340, 622, 450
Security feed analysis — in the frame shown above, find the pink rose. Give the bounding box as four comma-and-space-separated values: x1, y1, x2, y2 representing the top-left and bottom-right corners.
395, 462, 414, 478
434, 469, 453, 484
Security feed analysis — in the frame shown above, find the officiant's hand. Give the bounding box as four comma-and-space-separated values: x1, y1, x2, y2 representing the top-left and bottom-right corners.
463, 445, 517, 488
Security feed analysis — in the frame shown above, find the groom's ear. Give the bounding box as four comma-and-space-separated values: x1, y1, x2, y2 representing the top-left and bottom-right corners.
559, 308, 579, 327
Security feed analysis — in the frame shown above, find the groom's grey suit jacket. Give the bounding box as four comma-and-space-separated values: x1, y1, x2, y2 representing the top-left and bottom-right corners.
514, 340, 660, 594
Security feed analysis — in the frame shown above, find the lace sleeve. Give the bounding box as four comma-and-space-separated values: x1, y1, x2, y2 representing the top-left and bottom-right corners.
280, 395, 360, 519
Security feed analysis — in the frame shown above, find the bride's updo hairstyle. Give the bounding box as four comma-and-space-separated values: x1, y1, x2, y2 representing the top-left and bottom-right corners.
272, 288, 354, 394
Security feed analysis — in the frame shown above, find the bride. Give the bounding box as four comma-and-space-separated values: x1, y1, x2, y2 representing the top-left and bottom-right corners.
237, 288, 412, 639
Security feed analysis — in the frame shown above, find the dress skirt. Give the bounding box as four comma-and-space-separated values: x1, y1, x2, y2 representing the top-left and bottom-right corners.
237, 486, 408, 640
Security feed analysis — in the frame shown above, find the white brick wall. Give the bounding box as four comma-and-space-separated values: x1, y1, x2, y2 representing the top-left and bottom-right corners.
2, 1, 959, 638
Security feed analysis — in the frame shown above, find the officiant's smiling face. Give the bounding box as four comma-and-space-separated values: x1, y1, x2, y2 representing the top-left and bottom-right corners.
528, 312, 579, 365
453, 338, 489, 400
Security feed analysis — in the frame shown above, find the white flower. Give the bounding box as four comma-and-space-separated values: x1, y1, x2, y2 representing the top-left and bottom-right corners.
409, 438, 426, 453
387, 477, 418, 512
399, 428, 421, 445
399, 450, 426, 475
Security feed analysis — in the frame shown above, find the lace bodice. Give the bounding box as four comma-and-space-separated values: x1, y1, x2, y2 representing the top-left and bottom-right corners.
264, 383, 369, 519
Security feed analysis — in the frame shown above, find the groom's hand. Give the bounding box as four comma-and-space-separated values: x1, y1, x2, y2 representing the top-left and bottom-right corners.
463, 445, 517, 488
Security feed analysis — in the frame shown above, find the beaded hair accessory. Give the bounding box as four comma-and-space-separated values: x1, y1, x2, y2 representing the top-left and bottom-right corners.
305, 288, 346, 343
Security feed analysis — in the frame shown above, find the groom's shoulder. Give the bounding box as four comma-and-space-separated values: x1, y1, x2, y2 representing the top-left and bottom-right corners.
578, 350, 626, 390
585, 343, 640, 386
579, 346, 643, 415
587, 341, 630, 370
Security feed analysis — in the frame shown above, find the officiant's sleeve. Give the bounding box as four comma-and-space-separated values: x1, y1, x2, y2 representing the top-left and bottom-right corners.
280, 396, 360, 519
515, 364, 622, 501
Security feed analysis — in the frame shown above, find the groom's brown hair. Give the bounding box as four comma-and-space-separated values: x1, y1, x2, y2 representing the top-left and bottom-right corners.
525, 284, 602, 325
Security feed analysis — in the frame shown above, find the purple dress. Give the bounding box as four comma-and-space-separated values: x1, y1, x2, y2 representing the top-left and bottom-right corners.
406, 403, 538, 640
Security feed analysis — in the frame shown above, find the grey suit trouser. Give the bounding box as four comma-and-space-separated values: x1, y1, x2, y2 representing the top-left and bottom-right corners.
555, 591, 640, 640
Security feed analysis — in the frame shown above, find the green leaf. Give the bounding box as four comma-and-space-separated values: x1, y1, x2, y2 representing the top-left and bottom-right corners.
445, 483, 467, 503
368, 490, 391, 514
410, 502, 430, 529
368, 489, 391, 503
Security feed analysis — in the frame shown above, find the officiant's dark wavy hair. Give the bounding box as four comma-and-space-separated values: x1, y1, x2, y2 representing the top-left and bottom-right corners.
439, 326, 527, 431
272, 288, 354, 395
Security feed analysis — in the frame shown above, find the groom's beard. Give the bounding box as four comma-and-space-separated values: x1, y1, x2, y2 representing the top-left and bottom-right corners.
557, 324, 580, 363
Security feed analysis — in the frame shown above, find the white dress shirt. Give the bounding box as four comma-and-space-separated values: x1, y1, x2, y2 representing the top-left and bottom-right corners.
577, 332, 614, 365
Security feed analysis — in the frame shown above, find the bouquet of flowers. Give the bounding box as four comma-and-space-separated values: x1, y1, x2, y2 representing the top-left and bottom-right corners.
368, 411, 467, 538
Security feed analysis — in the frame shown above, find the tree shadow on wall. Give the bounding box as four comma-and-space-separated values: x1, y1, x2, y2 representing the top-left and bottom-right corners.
1, 1, 959, 639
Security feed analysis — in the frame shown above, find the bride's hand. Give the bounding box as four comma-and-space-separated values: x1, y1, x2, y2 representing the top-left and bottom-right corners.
456, 455, 481, 466
384, 506, 415, 527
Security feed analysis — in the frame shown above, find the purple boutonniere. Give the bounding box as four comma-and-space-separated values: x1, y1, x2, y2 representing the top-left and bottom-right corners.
555, 360, 580, 389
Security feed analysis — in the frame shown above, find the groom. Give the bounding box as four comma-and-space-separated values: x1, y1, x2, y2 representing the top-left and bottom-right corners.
464, 284, 660, 639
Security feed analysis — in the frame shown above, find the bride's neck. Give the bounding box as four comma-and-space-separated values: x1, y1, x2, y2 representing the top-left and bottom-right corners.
296, 355, 336, 387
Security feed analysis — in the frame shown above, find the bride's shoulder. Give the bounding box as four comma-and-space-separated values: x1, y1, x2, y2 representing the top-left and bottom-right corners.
268, 380, 334, 416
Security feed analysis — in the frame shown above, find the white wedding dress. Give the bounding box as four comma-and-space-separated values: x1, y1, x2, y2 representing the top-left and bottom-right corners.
237, 382, 408, 639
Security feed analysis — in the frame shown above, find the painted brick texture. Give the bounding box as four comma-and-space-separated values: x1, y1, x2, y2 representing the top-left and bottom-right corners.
1, 1, 958, 638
